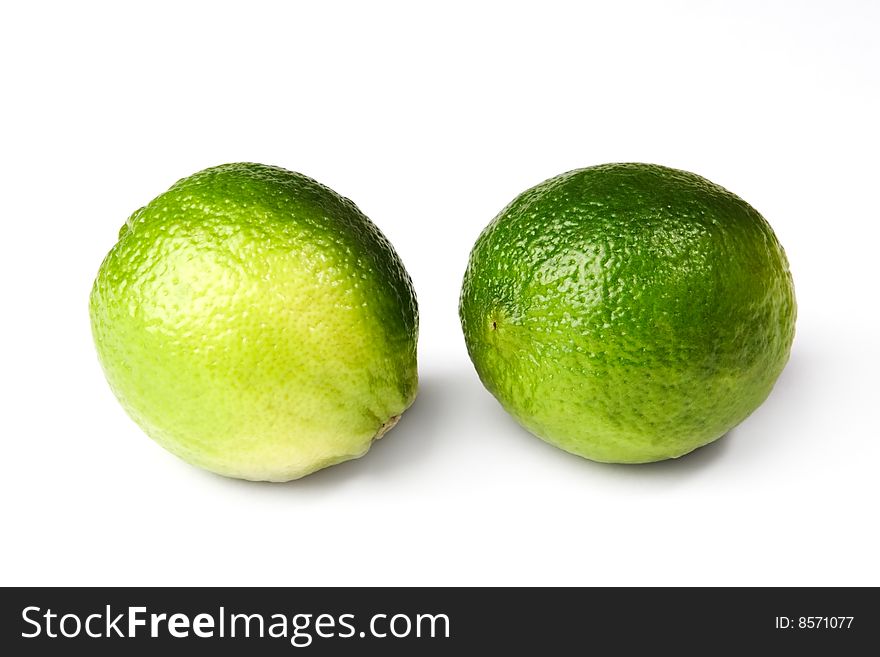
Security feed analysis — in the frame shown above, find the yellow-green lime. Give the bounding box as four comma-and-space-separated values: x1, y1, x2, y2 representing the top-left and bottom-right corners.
460, 163, 795, 463
90, 163, 418, 481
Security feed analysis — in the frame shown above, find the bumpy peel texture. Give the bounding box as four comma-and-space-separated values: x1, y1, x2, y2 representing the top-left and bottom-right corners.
91, 163, 418, 481
460, 163, 795, 463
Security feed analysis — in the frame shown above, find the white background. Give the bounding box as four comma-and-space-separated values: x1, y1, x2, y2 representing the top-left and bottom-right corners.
2, 1, 878, 586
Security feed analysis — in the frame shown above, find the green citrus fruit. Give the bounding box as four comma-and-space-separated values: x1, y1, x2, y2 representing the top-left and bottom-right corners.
460, 163, 796, 463
90, 163, 418, 481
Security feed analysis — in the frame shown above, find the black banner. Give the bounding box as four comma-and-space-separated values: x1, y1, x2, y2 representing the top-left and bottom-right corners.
1, 587, 876, 654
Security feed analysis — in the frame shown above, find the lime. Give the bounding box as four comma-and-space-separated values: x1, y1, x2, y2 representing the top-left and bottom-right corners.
90, 163, 418, 481
460, 163, 796, 463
